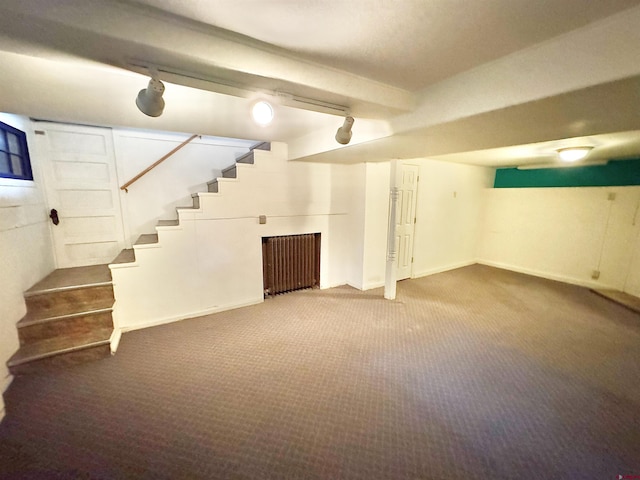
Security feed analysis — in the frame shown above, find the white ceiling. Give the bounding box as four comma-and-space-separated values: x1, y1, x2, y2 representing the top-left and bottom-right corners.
433, 131, 640, 167
125, 0, 640, 91
0, 0, 639, 167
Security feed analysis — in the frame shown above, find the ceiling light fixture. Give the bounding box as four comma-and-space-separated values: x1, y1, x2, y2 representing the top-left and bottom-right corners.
335, 116, 355, 145
251, 100, 274, 126
557, 146, 593, 163
136, 78, 165, 117
128, 62, 351, 117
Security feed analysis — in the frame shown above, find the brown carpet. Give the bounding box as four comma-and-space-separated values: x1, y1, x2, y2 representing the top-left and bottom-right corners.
1, 264, 639, 479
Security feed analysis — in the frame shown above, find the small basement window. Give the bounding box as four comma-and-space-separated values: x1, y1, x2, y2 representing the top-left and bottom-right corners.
0, 120, 33, 180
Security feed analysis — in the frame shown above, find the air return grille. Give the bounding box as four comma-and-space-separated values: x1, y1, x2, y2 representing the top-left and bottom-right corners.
262, 234, 320, 296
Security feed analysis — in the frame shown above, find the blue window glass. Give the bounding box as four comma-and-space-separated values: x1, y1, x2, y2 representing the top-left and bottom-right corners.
0, 121, 33, 180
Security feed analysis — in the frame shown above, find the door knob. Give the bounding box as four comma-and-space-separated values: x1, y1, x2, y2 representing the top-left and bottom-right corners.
49, 209, 59, 225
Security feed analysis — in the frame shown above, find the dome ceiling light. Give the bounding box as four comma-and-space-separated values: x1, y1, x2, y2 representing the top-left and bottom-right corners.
557, 146, 593, 163
251, 100, 274, 126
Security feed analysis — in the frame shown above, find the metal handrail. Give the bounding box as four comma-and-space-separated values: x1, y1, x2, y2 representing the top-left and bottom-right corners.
120, 134, 200, 192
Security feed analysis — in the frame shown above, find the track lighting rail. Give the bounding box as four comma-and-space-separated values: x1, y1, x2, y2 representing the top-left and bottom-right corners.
127, 62, 350, 117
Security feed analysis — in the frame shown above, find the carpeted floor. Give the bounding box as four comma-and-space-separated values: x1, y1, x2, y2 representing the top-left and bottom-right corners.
1, 264, 639, 479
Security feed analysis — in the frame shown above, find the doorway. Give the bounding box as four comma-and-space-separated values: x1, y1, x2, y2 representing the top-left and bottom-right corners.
36, 122, 126, 268
395, 164, 419, 280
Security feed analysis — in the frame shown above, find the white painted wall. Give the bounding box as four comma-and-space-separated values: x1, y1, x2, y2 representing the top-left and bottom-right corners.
349, 163, 367, 290
110, 143, 351, 331
479, 186, 640, 290
0, 113, 55, 417
346, 159, 493, 289
625, 225, 640, 297
342, 161, 391, 291
412, 159, 495, 278
339, 163, 366, 290
113, 129, 255, 245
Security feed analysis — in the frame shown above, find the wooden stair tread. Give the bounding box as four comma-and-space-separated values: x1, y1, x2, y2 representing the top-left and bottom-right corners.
591, 289, 640, 314
135, 233, 158, 245
111, 248, 135, 264
7, 328, 112, 367
25, 265, 111, 296
157, 219, 179, 227
17, 307, 112, 328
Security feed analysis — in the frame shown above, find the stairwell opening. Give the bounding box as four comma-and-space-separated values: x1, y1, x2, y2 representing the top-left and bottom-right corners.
262, 233, 321, 297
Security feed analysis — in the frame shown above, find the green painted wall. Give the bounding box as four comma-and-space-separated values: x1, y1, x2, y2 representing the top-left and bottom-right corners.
494, 159, 640, 188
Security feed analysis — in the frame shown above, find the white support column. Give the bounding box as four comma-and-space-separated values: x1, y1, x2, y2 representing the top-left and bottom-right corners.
384, 160, 400, 300
384, 186, 400, 299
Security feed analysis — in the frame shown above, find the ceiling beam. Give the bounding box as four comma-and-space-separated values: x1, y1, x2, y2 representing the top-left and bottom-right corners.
0, 0, 414, 118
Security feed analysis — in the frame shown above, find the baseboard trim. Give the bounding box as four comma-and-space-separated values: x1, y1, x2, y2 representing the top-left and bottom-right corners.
119, 298, 264, 333
323, 281, 351, 290
361, 281, 385, 291
476, 260, 618, 290
347, 263, 477, 291
346, 281, 385, 291
109, 328, 123, 354
412, 260, 477, 279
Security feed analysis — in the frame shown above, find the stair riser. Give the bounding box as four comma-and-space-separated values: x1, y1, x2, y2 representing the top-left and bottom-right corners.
236, 151, 255, 164
26, 285, 115, 319
222, 166, 237, 178
19, 311, 114, 346
253, 142, 271, 151
8, 344, 111, 376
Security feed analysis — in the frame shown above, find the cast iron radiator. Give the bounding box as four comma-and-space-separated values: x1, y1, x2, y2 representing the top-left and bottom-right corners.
262, 233, 320, 296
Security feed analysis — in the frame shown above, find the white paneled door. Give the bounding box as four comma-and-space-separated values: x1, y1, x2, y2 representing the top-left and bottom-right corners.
37, 123, 126, 268
396, 164, 419, 280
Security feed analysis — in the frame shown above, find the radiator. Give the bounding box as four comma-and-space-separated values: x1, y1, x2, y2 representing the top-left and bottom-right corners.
262, 233, 320, 296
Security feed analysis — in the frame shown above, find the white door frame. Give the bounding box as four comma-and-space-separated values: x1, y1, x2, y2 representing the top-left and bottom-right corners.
395, 162, 420, 281
385, 160, 420, 299
36, 121, 127, 268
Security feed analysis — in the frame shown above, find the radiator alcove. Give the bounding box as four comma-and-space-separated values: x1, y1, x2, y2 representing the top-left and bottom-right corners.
262, 233, 321, 296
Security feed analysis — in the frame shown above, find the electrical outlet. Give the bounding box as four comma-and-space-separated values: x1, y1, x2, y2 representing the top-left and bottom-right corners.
591, 270, 600, 280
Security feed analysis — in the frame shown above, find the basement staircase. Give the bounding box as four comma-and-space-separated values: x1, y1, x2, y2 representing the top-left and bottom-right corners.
7, 265, 115, 375
207, 141, 270, 193
111, 141, 271, 265
6, 141, 275, 376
